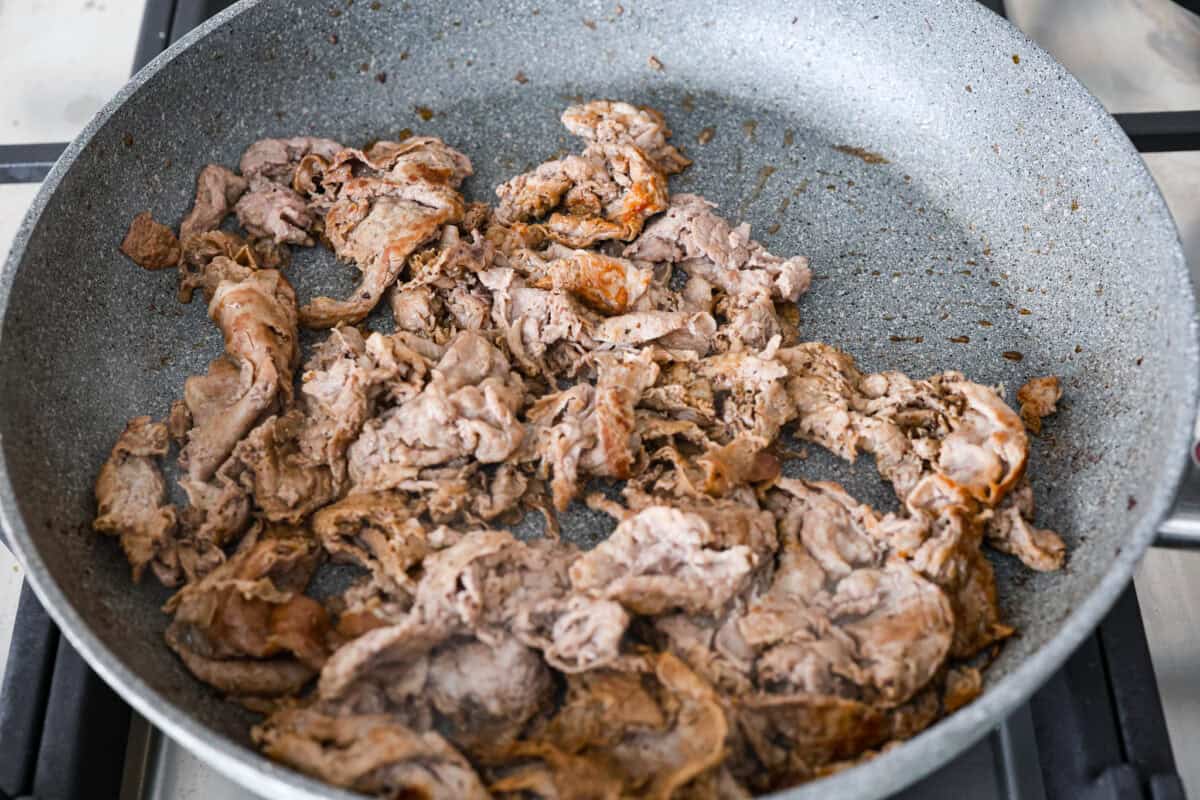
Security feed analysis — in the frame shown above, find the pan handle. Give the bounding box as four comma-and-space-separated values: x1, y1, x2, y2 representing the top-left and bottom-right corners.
1155, 440, 1200, 548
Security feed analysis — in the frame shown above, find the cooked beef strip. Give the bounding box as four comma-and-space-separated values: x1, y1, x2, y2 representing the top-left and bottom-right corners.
120, 211, 181, 270
524, 349, 658, 509
163, 524, 331, 697
490, 652, 726, 800
179, 268, 299, 482
984, 479, 1066, 571
570, 505, 758, 615
239, 137, 344, 185
347, 330, 525, 490
253, 708, 489, 800
93, 417, 180, 584
232, 411, 337, 524
180, 164, 248, 242
300, 138, 473, 328
1017, 374, 1062, 433
97, 99, 1067, 799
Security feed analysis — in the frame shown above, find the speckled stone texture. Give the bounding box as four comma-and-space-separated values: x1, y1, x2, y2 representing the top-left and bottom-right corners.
0, 1, 1195, 798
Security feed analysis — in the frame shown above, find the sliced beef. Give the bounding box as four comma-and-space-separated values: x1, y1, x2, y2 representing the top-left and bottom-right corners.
561, 100, 692, 175
180, 164, 248, 241
493, 652, 726, 800
120, 211, 180, 270
253, 708, 489, 800
233, 411, 336, 524
235, 178, 316, 246
525, 350, 658, 509
93, 417, 180, 584
180, 268, 299, 483
299, 326, 434, 486
1017, 375, 1062, 433
164, 525, 330, 698
509, 245, 652, 315
347, 331, 525, 490
300, 138, 472, 328
571, 505, 757, 615
984, 479, 1066, 571
239, 136, 344, 185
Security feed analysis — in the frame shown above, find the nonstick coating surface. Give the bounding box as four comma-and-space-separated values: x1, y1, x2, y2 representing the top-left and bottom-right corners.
1, 1, 1196, 798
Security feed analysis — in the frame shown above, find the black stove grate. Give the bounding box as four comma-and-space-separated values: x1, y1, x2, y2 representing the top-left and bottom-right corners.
0, 1, 1196, 799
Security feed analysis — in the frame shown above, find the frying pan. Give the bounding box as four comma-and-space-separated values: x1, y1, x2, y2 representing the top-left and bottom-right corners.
1, 0, 1197, 797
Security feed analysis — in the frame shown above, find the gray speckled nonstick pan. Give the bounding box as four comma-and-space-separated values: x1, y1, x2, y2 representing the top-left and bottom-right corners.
1, 0, 1198, 797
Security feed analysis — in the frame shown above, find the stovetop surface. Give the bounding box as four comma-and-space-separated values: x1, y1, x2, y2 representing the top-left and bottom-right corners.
1, 2, 1199, 799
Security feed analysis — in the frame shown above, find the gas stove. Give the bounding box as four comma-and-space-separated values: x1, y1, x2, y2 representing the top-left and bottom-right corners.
0, 2, 1197, 799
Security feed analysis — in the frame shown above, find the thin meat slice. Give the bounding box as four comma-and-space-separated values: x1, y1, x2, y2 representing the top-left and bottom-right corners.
180, 164, 248, 241
240, 136, 344, 185
626, 194, 810, 304
235, 179, 316, 246
120, 211, 180, 270
180, 268, 299, 483
510, 245, 652, 315
525, 350, 659, 509
299, 327, 435, 487
301, 138, 473, 328
347, 331, 525, 490
984, 479, 1066, 571
1017, 375, 1062, 433
233, 412, 336, 524
93, 416, 180, 585
494, 652, 726, 800
570, 505, 757, 615
561, 99, 691, 176
253, 708, 489, 800
164, 525, 330, 698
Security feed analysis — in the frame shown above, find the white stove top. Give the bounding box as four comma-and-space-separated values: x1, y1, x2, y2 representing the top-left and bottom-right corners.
2, 1, 1200, 798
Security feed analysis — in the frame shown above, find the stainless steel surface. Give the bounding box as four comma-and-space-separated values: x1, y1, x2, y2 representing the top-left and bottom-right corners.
0, 1, 1197, 799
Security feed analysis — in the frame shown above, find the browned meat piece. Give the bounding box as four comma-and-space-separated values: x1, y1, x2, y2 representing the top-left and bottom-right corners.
1017, 375, 1062, 433
495, 153, 617, 225
984, 479, 1066, 571
495, 101, 681, 250
525, 350, 658, 509
494, 652, 726, 800
510, 245, 652, 315
239, 136, 344, 185
178, 231, 248, 303
164, 525, 330, 697
594, 310, 717, 353
298, 327, 436, 487
625, 193, 811, 304
180, 268, 299, 483
253, 708, 489, 799
120, 211, 180, 270
301, 138, 473, 329
233, 412, 336, 524
561, 100, 691, 176
347, 331, 525, 490
235, 179, 316, 246
780, 342, 1028, 507
311, 491, 434, 600
829, 562, 954, 704
510, 593, 629, 673
483, 270, 600, 376
543, 141, 669, 247
570, 505, 757, 615
93, 417, 180, 584
179, 164, 248, 241
736, 692, 887, 786
427, 634, 555, 750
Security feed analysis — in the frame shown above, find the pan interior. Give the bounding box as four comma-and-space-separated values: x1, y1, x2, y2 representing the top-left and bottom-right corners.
0, 0, 1193, 793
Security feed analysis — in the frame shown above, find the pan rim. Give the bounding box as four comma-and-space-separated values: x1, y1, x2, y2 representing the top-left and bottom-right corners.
0, 0, 1196, 798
